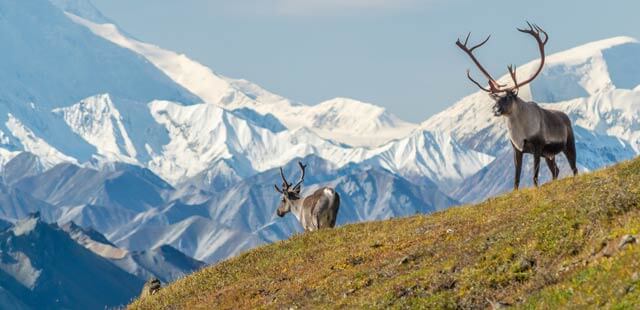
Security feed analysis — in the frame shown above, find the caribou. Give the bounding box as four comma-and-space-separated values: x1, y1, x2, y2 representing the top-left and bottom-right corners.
274, 161, 340, 231
456, 22, 578, 190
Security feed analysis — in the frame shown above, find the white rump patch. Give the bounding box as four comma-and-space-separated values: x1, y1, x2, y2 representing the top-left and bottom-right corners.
323, 188, 335, 196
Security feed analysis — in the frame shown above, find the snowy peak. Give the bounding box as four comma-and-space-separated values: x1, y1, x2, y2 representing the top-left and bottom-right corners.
544, 36, 636, 65
66, 13, 230, 106
0, 0, 198, 107
66, 13, 416, 147
306, 97, 415, 140
310, 97, 395, 128
49, 0, 110, 23
494, 36, 640, 103
266, 96, 417, 147
365, 130, 494, 189
552, 88, 640, 153
53, 94, 138, 162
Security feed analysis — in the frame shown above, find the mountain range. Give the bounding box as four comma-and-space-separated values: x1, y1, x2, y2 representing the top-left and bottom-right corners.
0, 0, 637, 308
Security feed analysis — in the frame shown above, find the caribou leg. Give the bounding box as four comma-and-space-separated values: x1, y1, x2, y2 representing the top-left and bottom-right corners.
545, 157, 559, 180
533, 150, 542, 187
513, 145, 523, 190
564, 139, 578, 176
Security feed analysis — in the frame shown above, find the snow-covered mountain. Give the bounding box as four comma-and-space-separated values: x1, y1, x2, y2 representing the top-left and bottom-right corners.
0, 0, 199, 169
66, 12, 417, 147
0, 0, 482, 192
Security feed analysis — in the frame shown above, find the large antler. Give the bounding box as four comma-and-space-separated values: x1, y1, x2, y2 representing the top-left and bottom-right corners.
274, 167, 291, 193
455, 33, 503, 93
456, 22, 549, 94
504, 22, 548, 91
292, 161, 307, 192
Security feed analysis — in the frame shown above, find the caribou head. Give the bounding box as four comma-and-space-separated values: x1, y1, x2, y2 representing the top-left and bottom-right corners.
274, 161, 307, 217
456, 22, 548, 116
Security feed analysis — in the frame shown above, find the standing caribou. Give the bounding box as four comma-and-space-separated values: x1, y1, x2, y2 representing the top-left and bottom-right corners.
456, 22, 578, 190
274, 161, 340, 231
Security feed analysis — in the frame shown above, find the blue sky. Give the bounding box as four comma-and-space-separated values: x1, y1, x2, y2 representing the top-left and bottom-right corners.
91, 0, 640, 122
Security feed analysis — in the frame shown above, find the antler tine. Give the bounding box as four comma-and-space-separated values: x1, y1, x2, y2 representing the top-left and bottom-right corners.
466, 70, 492, 93
518, 22, 548, 43
535, 24, 549, 44
456, 33, 492, 52
292, 161, 307, 191
505, 22, 548, 92
507, 64, 518, 86
274, 184, 283, 194
463, 32, 471, 46
279, 167, 291, 189
469, 35, 491, 52
517, 21, 534, 34
456, 32, 507, 93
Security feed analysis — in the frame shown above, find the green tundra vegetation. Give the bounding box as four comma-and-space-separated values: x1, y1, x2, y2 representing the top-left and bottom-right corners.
130, 157, 640, 309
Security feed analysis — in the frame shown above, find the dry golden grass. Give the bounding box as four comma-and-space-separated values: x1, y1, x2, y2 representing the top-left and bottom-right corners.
131, 157, 640, 309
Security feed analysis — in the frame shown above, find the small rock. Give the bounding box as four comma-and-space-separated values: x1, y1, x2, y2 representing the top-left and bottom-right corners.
436, 278, 456, 291
446, 228, 454, 234
516, 258, 535, 272
486, 298, 511, 309
618, 235, 637, 250
398, 256, 410, 266
346, 256, 365, 266
343, 288, 356, 298
139, 277, 161, 299
602, 241, 617, 258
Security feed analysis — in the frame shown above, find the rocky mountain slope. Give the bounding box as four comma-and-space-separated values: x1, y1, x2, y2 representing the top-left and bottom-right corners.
0, 214, 143, 310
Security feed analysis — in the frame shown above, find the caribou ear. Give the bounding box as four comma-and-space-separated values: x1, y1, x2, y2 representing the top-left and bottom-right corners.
490, 93, 501, 101
289, 191, 301, 200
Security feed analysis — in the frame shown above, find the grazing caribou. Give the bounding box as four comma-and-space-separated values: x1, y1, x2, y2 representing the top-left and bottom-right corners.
456, 22, 578, 190
274, 161, 340, 231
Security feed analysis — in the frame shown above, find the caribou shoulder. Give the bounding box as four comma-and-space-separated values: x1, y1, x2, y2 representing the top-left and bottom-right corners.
302, 187, 331, 210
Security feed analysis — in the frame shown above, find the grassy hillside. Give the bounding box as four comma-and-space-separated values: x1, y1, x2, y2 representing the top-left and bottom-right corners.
130, 158, 640, 309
